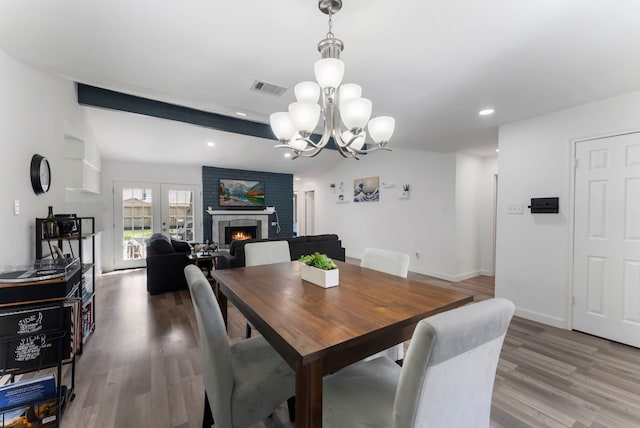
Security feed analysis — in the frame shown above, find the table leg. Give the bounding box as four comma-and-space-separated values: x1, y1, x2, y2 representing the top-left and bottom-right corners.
216, 288, 228, 330
295, 359, 323, 428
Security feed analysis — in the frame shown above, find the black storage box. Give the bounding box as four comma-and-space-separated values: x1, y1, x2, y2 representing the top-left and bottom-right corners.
0, 304, 72, 373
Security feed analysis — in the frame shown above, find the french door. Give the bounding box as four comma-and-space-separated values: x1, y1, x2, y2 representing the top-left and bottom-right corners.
113, 182, 201, 269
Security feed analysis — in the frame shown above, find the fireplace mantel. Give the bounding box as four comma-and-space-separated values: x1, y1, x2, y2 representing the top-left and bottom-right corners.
207, 207, 275, 216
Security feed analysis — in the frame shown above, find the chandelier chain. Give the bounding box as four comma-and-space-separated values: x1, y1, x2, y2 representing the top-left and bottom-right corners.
327, 10, 334, 38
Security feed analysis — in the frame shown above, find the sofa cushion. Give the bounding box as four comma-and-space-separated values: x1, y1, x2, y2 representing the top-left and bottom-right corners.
171, 239, 192, 253
148, 233, 174, 254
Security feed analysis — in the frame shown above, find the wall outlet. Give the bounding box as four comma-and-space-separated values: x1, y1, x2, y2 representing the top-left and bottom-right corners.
415, 251, 420, 258
506, 204, 523, 214
271, 222, 277, 226
13, 199, 19, 215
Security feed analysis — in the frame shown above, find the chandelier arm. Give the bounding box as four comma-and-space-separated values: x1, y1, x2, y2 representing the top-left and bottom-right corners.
350, 145, 393, 154
330, 126, 354, 158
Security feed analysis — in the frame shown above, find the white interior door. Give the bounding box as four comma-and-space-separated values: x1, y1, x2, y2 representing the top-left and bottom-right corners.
572, 132, 640, 347
305, 190, 315, 236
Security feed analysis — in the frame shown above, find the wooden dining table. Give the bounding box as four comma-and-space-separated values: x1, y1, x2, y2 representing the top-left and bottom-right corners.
211, 260, 473, 428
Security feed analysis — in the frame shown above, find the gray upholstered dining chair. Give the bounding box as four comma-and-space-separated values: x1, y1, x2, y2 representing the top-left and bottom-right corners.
360, 247, 411, 363
323, 298, 515, 428
244, 240, 291, 338
361, 247, 410, 278
184, 265, 295, 428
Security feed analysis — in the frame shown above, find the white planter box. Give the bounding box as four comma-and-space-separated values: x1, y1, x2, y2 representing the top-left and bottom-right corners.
300, 263, 339, 288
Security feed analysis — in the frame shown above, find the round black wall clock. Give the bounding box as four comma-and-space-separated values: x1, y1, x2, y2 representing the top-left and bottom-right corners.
30, 154, 51, 195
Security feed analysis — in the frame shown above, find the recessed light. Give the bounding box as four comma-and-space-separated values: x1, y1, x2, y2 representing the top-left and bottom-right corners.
284, 153, 291, 158
495, 148, 500, 153
235, 112, 247, 117
295, 177, 300, 181
207, 141, 215, 147
479, 108, 495, 116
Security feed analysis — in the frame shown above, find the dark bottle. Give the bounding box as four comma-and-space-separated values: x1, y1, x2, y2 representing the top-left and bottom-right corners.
46, 206, 56, 238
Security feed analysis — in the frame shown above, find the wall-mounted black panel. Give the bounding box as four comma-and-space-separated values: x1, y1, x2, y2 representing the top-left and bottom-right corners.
528, 197, 559, 213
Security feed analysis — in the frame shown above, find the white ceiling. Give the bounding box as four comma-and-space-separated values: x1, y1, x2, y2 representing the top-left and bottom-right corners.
1, 0, 640, 177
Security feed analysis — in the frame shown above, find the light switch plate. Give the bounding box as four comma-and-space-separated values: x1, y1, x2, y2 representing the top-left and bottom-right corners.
506, 204, 523, 214
13, 199, 20, 215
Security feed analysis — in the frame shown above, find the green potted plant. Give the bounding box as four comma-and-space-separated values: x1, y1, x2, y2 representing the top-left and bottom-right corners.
298, 252, 339, 288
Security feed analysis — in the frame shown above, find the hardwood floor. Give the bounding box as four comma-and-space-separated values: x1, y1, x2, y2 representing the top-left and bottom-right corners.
60, 266, 640, 427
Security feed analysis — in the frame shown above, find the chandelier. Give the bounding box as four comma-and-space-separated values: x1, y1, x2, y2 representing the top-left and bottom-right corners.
270, 0, 395, 160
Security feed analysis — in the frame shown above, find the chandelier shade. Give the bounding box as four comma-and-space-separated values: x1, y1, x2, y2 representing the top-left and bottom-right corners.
340, 97, 372, 131
269, 112, 297, 141
271, 0, 394, 159
288, 101, 321, 135
295, 81, 321, 103
314, 58, 345, 89
368, 116, 395, 144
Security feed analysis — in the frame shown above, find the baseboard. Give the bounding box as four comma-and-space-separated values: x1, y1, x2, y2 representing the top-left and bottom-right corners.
513, 307, 568, 329
452, 271, 482, 282
478, 269, 494, 277
409, 266, 457, 282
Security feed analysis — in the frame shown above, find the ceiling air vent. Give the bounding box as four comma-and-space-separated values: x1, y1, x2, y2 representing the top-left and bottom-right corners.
251, 80, 288, 96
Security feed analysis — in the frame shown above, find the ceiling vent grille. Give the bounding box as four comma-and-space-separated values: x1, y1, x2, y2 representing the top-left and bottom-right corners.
251, 80, 288, 96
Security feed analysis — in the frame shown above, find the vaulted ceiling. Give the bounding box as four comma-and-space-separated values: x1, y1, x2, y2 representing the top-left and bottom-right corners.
2, 0, 640, 177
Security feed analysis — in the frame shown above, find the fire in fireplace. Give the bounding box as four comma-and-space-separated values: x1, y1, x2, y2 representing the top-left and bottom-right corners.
225, 226, 258, 244
231, 230, 253, 241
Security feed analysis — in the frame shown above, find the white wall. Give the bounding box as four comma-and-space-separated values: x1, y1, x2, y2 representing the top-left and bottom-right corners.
99, 160, 201, 272
0, 49, 94, 268
496, 90, 640, 328
306, 148, 458, 279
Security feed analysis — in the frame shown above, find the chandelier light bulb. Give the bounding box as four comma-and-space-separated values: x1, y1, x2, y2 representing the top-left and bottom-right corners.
295, 81, 321, 102
289, 101, 321, 134
340, 97, 372, 131
368, 116, 395, 144
270, 112, 297, 141
314, 58, 345, 89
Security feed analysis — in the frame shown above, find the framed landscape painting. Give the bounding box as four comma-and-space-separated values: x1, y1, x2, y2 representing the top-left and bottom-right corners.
219, 179, 265, 208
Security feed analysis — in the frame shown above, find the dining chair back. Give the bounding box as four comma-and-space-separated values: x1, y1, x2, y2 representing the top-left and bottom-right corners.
244, 240, 291, 267
323, 298, 515, 428
360, 247, 411, 362
185, 265, 295, 427
361, 248, 410, 278
243, 240, 292, 338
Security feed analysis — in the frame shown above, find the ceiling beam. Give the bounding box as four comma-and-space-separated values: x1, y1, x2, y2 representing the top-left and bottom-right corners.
76, 83, 276, 140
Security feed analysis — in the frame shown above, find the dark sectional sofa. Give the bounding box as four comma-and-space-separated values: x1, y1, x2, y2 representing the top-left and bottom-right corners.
218, 234, 346, 269
146, 233, 194, 295
146, 233, 346, 294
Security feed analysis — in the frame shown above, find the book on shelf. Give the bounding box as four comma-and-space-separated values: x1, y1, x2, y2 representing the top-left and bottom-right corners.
0, 374, 55, 409
1, 396, 57, 427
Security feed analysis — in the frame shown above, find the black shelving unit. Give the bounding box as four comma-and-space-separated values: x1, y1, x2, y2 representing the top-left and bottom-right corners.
0, 303, 75, 428
35, 216, 96, 354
